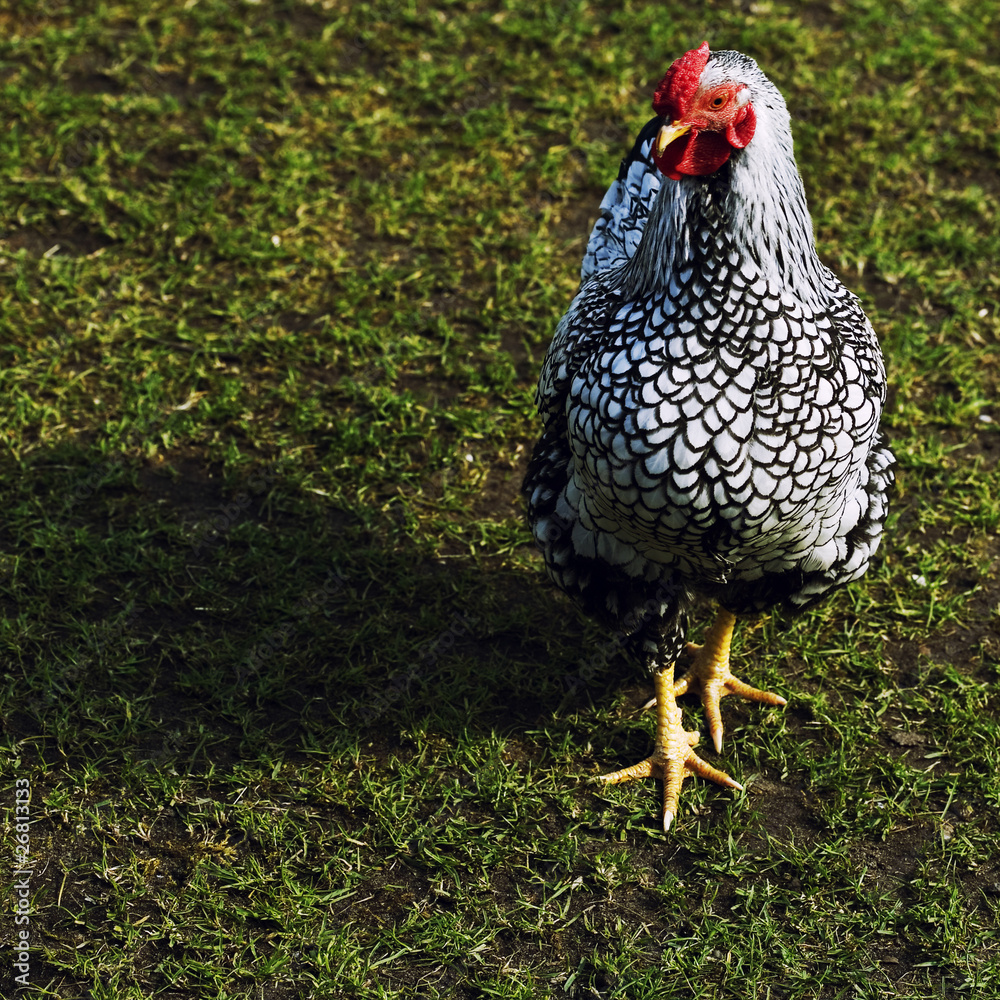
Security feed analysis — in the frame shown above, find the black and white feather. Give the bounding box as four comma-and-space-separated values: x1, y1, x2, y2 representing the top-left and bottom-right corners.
524, 49, 894, 661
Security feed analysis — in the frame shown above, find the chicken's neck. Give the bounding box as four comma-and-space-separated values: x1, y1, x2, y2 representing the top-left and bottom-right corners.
620, 135, 824, 303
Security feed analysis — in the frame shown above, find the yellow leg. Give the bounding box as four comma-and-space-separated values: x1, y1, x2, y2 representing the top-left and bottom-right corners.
673, 608, 787, 753
598, 663, 742, 831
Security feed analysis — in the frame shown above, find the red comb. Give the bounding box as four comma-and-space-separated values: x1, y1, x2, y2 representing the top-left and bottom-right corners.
652, 41, 710, 119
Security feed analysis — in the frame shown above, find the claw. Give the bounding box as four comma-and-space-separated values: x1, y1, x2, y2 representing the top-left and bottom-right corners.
598, 663, 742, 830
675, 608, 786, 752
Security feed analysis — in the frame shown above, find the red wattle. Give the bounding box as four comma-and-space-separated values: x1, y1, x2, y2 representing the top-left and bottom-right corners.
653, 129, 734, 180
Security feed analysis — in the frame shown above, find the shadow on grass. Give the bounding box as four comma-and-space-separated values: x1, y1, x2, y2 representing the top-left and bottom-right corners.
5, 444, 999, 998
1, 441, 602, 773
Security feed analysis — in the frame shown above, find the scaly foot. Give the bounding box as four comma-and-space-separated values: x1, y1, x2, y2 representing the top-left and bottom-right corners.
673, 608, 786, 753
598, 664, 742, 831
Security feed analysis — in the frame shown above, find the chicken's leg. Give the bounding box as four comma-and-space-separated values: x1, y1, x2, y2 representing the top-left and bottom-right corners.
598, 663, 742, 831
673, 607, 787, 753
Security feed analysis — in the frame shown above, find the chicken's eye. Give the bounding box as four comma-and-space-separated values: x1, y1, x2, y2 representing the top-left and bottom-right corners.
710, 94, 727, 109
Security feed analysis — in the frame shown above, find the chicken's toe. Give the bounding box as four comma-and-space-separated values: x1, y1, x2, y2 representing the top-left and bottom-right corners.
598, 664, 742, 831
675, 608, 786, 752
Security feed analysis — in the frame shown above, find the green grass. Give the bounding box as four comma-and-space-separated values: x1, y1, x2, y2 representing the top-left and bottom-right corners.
1, 0, 999, 997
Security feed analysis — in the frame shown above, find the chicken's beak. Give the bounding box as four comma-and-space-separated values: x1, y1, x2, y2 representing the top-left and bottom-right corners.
655, 120, 692, 156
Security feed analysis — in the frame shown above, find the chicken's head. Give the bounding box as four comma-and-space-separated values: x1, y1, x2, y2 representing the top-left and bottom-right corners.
650, 41, 757, 181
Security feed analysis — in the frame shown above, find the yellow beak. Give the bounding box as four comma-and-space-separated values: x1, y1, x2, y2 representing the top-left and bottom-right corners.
655, 120, 692, 156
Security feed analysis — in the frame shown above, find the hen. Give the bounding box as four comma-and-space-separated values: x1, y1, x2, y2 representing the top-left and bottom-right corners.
523, 42, 894, 830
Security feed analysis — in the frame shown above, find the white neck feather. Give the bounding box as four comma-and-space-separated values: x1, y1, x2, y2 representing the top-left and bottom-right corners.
622, 61, 826, 301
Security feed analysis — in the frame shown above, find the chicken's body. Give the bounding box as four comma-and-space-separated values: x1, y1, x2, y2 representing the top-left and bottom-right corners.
523, 45, 894, 829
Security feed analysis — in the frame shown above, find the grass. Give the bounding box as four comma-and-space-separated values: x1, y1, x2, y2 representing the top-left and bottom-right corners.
1, 0, 999, 997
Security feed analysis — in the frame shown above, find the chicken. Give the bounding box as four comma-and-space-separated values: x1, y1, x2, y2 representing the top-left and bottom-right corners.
523, 42, 894, 831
